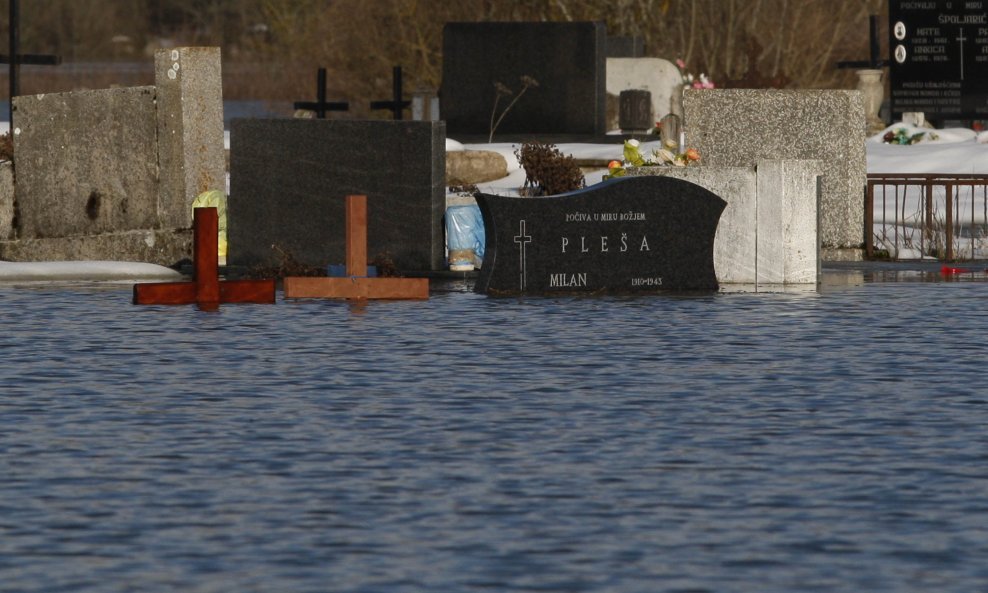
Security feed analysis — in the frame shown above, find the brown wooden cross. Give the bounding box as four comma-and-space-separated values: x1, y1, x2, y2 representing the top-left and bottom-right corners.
284, 195, 429, 300
133, 207, 276, 308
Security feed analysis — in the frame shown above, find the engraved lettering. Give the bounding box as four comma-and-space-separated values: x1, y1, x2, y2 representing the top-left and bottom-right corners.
549, 273, 588, 288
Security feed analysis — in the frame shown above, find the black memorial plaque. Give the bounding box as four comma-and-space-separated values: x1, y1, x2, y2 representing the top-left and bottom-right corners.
889, 0, 988, 118
474, 176, 726, 296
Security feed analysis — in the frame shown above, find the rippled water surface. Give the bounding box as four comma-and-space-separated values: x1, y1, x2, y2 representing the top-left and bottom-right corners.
2, 276, 988, 593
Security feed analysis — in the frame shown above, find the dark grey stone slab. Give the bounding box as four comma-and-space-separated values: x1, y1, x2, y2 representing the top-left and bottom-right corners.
228, 119, 446, 271
474, 176, 726, 296
441, 21, 607, 137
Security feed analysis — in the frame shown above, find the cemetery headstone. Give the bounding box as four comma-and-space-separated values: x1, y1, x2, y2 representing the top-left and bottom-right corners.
473, 175, 726, 296
684, 89, 865, 254
606, 58, 683, 132
889, 1, 988, 119
228, 119, 446, 272
619, 89, 653, 134
13, 87, 160, 239
441, 21, 607, 137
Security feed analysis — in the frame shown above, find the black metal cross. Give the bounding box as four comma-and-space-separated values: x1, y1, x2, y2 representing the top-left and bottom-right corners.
2, 0, 61, 126
293, 67, 349, 119
837, 15, 887, 70
370, 66, 411, 120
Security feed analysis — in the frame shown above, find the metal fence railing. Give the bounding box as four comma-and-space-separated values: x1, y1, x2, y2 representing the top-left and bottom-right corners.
866, 174, 988, 261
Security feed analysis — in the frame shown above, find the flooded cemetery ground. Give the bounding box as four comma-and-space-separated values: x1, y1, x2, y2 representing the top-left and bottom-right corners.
2, 262, 988, 593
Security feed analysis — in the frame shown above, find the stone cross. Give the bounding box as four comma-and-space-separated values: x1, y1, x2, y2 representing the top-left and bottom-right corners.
370, 66, 411, 120
133, 207, 276, 309
2, 0, 61, 125
283, 195, 429, 299
293, 67, 349, 118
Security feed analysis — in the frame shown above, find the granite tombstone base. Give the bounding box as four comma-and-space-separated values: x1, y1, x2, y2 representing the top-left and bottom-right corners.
474, 176, 726, 296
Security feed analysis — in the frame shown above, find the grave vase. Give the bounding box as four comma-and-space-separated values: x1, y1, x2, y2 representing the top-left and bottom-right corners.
856, 69, 885, 134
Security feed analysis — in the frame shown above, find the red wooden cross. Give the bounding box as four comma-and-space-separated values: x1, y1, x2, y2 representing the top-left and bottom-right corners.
133, 207, 276, 308
284, 195, 429, 300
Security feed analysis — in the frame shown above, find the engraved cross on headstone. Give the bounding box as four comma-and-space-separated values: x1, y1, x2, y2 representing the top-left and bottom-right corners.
514, 219, 532, 290
293, 67, 349, 119
2, 0, 61, 126
957, 28, 968, 80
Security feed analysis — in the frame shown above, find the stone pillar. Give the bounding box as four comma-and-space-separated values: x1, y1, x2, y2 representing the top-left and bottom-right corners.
155, 47, 226, 229
0, 162, 13, 239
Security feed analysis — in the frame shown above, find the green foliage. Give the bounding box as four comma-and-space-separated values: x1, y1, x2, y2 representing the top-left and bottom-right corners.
514, 142, 585, 197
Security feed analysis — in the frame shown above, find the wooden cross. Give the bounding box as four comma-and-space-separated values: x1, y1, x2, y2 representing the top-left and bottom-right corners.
369, 66, 411, 120
3, 0, 61, 126
284, 195, 429, 300
133, 207, 276, 308
293, 67, 349, 119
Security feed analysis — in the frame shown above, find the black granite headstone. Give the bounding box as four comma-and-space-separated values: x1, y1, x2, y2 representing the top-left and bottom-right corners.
441, 21, 607, 137
474, 176, 726, 296
889, 0, 988, 119
228, 119, 446, 271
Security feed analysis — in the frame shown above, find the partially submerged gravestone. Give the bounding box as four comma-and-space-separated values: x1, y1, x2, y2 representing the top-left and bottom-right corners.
228, 119, 446, 272
683, 89, 865, 258
474, 176, 726, 295
441, 21, 607, 138
626, 160, 823, 286
2, 47, 225, 264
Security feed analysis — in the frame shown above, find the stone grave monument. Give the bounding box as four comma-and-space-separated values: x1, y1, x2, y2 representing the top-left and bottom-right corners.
228, 119, 446, 272
683, 88, 865, 259
606, 57, 683, 132
888, 0, 988, 121
2, 47, 225, 264
474, 176, 726, 295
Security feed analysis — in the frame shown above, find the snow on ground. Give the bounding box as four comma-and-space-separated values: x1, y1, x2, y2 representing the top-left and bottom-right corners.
0, 261, 183, 282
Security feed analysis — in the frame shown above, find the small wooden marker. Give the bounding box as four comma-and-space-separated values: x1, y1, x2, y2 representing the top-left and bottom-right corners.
133, 207, 276, 308
284, 195, 429, 300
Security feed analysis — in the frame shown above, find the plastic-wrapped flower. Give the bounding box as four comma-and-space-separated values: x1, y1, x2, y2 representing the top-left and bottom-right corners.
686, 148, 701, 162
623, 139, 644, 166
655, 148, 676, 164
692, 74, 715, 89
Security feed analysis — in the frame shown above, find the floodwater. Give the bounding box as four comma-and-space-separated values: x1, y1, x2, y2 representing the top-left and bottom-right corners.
2, 268, 988, 593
